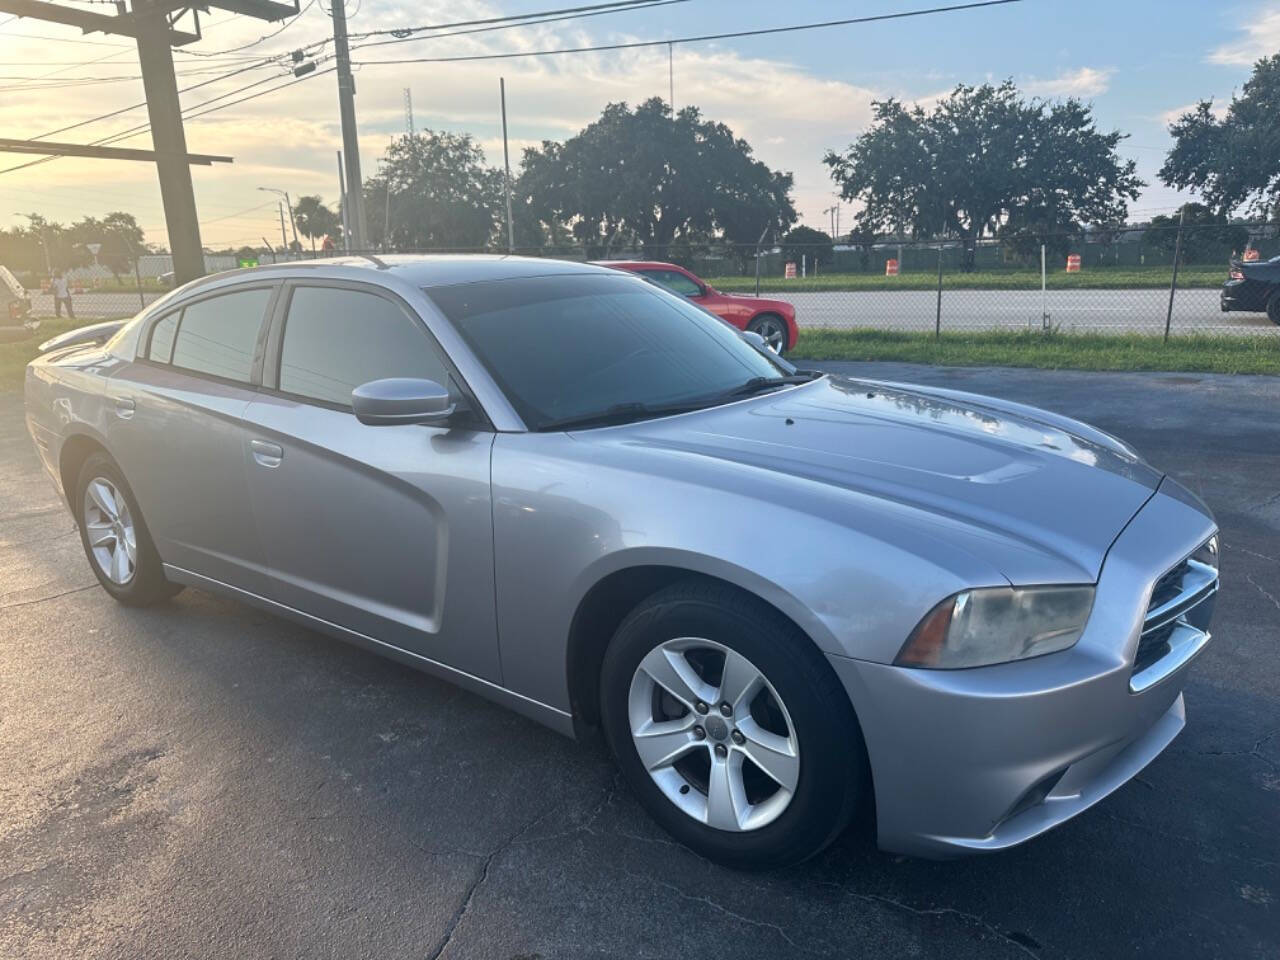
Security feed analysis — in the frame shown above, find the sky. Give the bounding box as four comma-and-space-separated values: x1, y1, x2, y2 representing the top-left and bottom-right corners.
0, 0, 1277, 250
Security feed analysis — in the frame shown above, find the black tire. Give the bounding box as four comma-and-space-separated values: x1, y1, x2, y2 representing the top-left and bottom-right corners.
75, 451, 181, 607
1268, 292, 1280, 326
600, 579, 868, 869
747, 314, 789, 355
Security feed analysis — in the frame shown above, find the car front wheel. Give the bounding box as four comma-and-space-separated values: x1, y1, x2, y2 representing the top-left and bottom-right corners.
747, 314, 788, 355
1268, 292, 1280, 326
600, 580, 867, 868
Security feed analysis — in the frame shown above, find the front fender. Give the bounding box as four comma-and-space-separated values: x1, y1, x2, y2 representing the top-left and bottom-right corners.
490, 431, 1003, 712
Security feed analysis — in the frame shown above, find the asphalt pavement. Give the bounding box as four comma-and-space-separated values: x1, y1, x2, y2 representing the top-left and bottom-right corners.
1, 364, 1277, 959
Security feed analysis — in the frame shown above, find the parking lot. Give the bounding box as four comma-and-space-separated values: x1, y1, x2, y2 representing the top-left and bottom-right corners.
2, 362, 1277, 960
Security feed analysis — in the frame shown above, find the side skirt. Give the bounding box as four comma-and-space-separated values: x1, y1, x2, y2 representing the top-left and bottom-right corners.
163, 563, 577, 738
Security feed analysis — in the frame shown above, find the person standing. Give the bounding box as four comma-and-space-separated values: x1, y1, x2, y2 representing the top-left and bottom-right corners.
51, 271, 75, 320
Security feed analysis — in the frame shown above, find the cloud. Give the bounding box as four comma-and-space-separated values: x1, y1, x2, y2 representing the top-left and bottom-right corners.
1159, 99, 1229, 128
1022, 66, 1115, 98
1207, 8, 1280, 65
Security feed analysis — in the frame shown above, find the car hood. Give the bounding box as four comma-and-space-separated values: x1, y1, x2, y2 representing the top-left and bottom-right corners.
714, 291, 794, 314
599, 376, 1162, 583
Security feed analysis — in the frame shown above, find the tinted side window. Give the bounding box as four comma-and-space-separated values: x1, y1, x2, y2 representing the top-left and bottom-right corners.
170, 287, 273, 383
642, 269, 701, 298
278, 286, 448, 407
147, 313, 177, 362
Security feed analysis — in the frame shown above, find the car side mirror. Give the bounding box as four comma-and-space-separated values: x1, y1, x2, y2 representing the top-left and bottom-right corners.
351, 377, 455, 426
740, 331, 797, 373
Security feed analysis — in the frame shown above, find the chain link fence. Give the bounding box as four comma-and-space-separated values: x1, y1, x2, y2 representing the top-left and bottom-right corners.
7, 222, 1277, 339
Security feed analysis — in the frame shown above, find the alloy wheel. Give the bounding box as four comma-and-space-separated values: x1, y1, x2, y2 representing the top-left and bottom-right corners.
627, 637, 800, 832
83, 477, 137, 585
752, 318, 787, 353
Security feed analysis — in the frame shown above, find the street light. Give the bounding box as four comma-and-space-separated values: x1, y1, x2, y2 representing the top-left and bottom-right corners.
257, 187, 299, 249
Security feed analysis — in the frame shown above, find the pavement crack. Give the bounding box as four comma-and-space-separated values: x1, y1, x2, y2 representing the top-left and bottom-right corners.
425, 804, 560, 960
623, 870, 806, 952
842, 890, 1043, 958
1096, 810, 1279, 870
1244, 573, 1280, 613
0, 583, 97, 610
1225, 543, 1279, 564
2, 527, 78, 549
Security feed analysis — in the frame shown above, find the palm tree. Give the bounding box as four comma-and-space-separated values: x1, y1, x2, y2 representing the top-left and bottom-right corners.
292, 196, 339, 252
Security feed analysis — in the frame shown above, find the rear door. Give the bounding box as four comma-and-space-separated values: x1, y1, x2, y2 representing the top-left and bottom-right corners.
107, 283, 279, 592
241, 280, 501, 680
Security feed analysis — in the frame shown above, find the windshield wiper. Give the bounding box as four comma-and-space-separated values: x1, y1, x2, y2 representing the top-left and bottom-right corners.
537, 400, 710, 432
537, 374, 820, 432
720, 373, 820, 399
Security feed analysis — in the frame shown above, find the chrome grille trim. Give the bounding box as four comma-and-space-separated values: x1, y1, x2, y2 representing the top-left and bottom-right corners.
1130, 549, 1218, 694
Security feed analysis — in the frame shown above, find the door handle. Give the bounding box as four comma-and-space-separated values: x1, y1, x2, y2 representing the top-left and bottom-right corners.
249, 439, 283, 468
114, 397, 135, 420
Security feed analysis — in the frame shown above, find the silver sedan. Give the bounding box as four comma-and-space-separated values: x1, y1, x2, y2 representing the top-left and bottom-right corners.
25, 256, 1219, 868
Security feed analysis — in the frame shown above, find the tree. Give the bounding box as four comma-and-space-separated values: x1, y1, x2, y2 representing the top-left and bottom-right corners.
69, 212, 146, 282
517, 98, 796, 258
781, 226, 833, 268
1159, 53, 1280, 221
1142, 203, 1249, 264
824, 81, 1143, 270
364, 131, 502, 250
292, 195, 339, 251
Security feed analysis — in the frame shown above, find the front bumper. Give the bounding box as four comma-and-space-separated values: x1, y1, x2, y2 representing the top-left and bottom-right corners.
831, 479, 1217, 858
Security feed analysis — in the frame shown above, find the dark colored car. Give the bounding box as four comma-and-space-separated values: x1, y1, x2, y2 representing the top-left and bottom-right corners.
1221, 255, 1280, 324
599, 260, 798, 354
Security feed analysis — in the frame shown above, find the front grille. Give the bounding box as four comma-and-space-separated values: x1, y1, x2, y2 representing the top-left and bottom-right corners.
1132, 547, 1218, 688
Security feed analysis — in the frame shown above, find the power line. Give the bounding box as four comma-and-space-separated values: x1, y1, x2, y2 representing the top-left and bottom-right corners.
22, 55, 294, 144
348, 0, 689, 41
347, 0, 689, 55
353, 0, 1021, 66
0, 62, 329, 176
178, 0, 317, 57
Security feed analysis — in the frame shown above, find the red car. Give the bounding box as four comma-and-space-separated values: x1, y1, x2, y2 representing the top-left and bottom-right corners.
599, 260, 798, 354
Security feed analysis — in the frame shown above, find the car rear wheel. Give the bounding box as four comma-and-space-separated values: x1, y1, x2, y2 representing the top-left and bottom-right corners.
747, 314, 788, 355
600, 579, 867, 868
75, 451, 180, 606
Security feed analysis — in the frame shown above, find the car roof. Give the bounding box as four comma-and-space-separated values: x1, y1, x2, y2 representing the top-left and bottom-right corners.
592, 260, 685, 271
188, 254, 620, 292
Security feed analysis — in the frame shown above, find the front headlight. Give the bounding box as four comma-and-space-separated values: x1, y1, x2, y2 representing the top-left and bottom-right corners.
1191, 534, 1219, 571
894, 585, 1096, 669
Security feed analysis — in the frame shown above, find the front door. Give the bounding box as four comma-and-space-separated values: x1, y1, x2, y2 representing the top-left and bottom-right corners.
241, 282, 500, 680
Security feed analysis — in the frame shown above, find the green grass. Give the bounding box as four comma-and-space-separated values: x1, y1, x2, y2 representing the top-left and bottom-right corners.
0, 317, 124, 392
791, 329, 1280, 375
705, 264, 1226, 293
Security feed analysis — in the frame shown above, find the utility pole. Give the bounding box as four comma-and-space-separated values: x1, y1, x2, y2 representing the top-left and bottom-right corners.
668, 42, 674, 114
276, 201, 288, 251
336, 150, 351, 253
133, 0, 205, 284
500, 77, 514, 254
331, 0, 367, 249
0, 0, 296, 285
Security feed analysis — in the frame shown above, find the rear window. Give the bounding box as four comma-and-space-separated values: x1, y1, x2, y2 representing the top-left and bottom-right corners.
170, 287, 273, 383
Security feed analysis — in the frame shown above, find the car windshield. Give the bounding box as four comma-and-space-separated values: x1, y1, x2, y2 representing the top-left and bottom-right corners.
426, 274, 791, 430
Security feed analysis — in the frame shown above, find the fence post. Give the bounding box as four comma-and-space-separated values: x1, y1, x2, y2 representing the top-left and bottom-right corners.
935, 245, 943, 340
754, 226, 768, 297
1040, 243, 1047, 330
133, 256, 145, 310
1164, 207, 1185, 342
